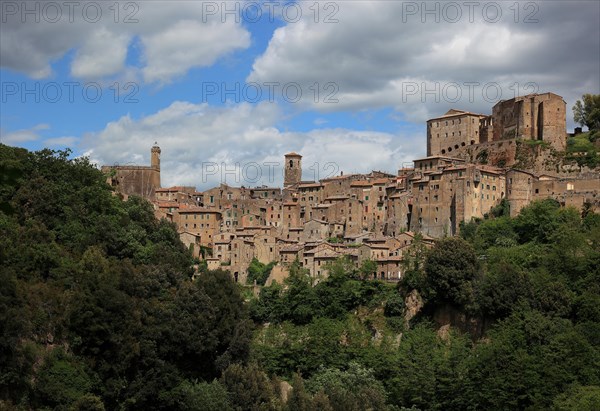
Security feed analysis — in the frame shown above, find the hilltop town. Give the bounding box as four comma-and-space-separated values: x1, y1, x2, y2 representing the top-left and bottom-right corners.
102, 92, 600, 283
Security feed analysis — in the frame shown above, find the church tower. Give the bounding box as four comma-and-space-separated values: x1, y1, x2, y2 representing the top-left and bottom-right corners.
151, 142, 161, 170
284, 152, 302, 187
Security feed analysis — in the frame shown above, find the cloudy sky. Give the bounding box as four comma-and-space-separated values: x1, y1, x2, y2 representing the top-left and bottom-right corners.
1, 0, 599, 188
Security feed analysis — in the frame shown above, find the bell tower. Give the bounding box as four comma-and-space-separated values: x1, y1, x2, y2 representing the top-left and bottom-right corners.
284, 152, 302, 188
151, 142, 161, 170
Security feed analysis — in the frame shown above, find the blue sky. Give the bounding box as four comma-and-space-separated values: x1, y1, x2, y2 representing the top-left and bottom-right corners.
1, 1, 599, 188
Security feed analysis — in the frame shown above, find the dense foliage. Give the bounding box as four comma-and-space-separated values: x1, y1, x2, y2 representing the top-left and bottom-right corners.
569, 94, 600, 167
0, 145, 251, 410
2, 144, 599, 410
248, 197, 600, 410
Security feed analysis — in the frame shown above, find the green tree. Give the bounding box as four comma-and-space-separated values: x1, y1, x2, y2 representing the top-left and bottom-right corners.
34, 348, 95, 410
573, 93, 600, 131
220, 363, 279, 411
358, 259, 377, 280
552, 385, 600, 410
307, 362, 388, 411
247, 258, 276, 286
423, 237, 479, 307
166, 380, 232, 411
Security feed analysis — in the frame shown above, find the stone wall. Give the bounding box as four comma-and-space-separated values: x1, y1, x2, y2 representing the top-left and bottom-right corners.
102, 165, 160, 200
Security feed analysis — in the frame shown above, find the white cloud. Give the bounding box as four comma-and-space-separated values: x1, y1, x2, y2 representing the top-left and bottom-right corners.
248, 1, 600, 124
82, 101, 420, 190
0, 124, 49, 144
70, 27, 130, 79
1, 1, 251, 84
141, 19, 249, 84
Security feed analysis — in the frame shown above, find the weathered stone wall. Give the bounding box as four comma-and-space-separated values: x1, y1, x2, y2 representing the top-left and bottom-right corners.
451, 139, 519, 168
102, 165, 160, 200
284, 154, 302, 187
491, 93, 566, 151
427, 113, 484, 156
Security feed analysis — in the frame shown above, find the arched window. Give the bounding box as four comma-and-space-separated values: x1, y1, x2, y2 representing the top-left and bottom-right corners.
289, 160, 293, 168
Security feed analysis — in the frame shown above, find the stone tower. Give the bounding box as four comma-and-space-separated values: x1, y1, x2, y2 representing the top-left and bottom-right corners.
151, 142, 161, 170
101, 143, 161, 200
284, 152, 302, 187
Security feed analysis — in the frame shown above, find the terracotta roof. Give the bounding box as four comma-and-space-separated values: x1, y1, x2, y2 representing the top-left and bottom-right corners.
427, 110, 487, 120
321, 173, 357, 182
340, 248, 360, 256
285, 152, 302, 157
344, 232, 372, 239
365, 244, 390, 249
280, 244, 304, 252
372, 178, 391, 185
298, 183, 324, 189
178, 207, 222, 214
155, 186, 191, 192
350, 181, 373, 187
314, 249, 340, 259
365, 234, 391, 243
476, 165, 504, 175
305, 218, 328, 224
157, 202, 180, 208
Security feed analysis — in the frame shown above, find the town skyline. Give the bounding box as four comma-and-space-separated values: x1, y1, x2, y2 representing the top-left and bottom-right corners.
2, 1, 599, 189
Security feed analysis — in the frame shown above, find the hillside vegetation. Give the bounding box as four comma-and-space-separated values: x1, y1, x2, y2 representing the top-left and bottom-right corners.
1, 144, 599, 410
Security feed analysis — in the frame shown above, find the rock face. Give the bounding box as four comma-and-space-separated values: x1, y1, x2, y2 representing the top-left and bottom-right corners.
433, 304, 491, 339
404, 289, 424, 327
279, 380, 292, 404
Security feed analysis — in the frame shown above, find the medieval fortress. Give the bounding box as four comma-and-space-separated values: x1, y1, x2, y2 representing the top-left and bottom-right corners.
102, 92, 600, 283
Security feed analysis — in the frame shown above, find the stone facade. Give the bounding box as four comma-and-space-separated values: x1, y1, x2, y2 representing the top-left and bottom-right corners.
116, 91, 598, 284
101, 143, 161, 200
427, 93, 568, 168
284, 152, 302, 188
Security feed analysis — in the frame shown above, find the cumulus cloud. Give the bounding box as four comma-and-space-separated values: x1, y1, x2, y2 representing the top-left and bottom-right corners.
0, 124, 49, 144
0, 1, 250, 83
82, 101, 420, 189
248, 1, 600, 124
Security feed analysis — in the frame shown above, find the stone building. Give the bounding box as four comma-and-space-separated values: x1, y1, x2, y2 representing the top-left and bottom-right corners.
491, 92, 566, 151
409, 156, 505, 237
115, 90, 598, 284
174, 207, 222, 246
426, 93, 568, 165
284, 152, 302, 188
101, 143, 161, 200
427, 110, 489, 156
506, 169, 600, 216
